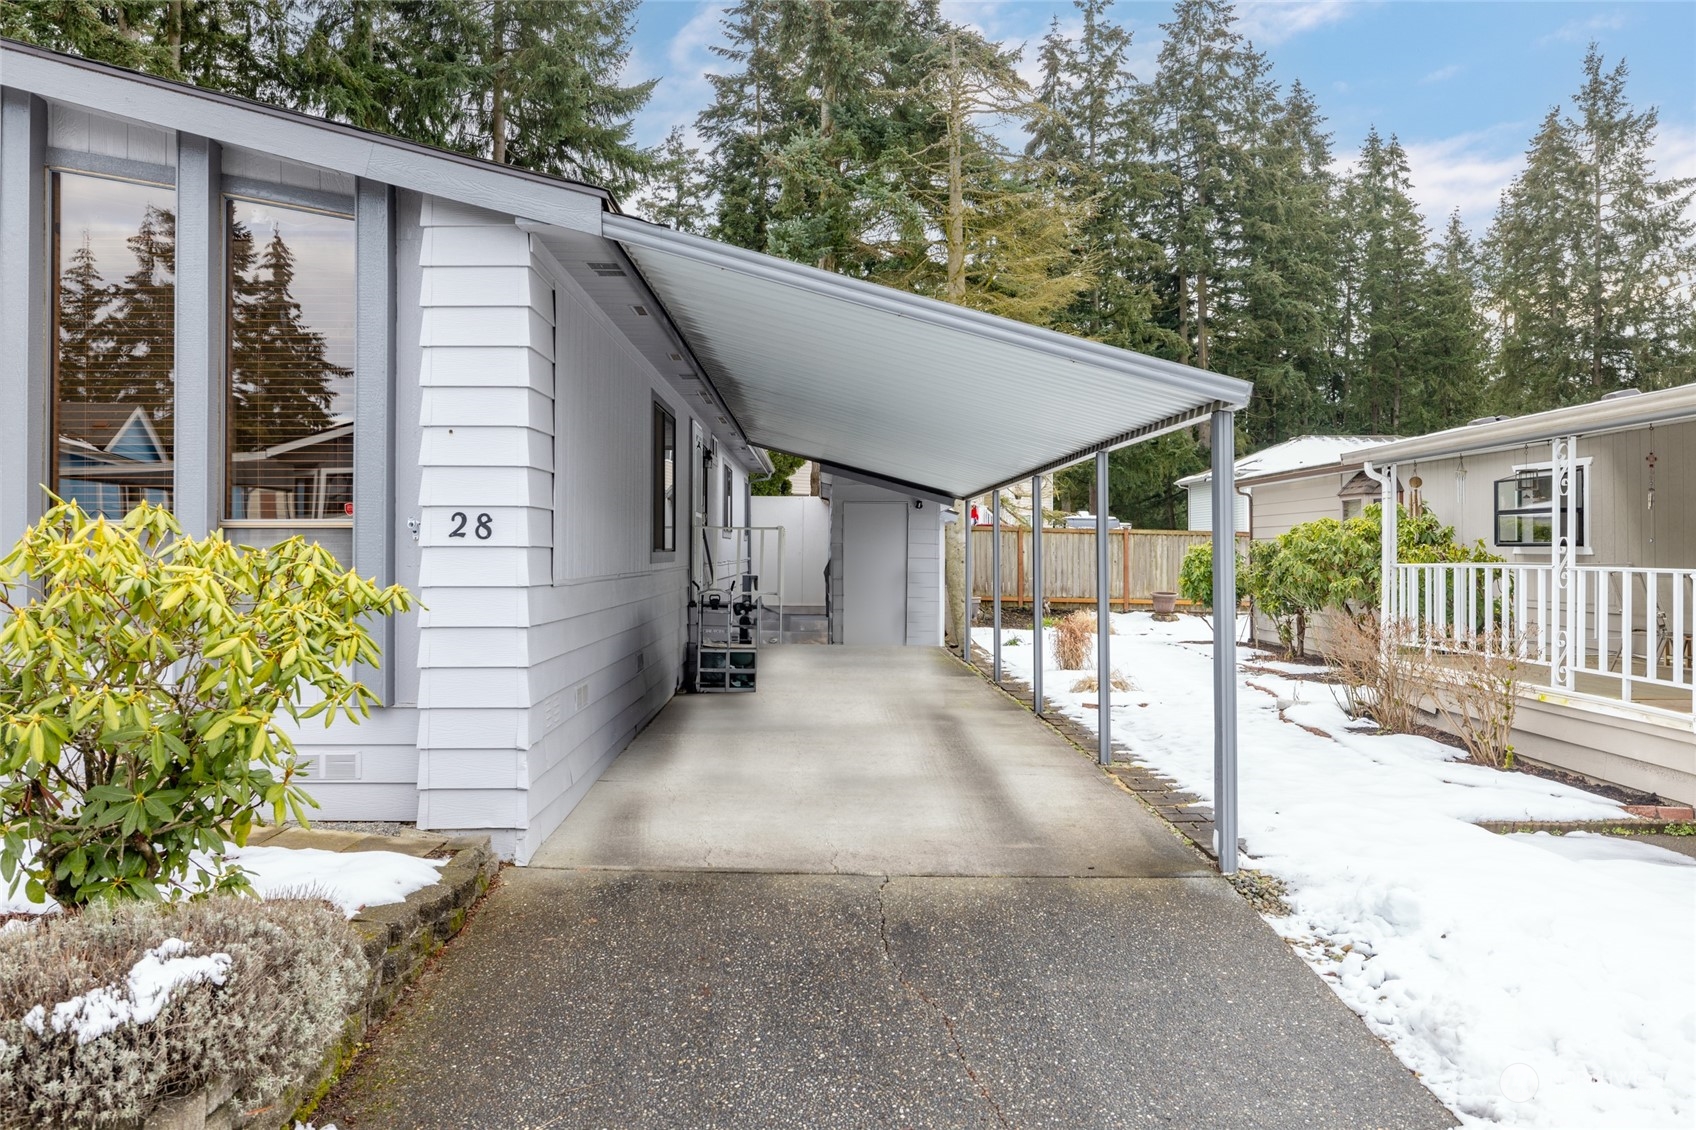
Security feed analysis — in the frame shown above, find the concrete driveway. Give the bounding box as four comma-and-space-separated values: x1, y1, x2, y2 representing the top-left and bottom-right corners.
323, 648, 1454, 1129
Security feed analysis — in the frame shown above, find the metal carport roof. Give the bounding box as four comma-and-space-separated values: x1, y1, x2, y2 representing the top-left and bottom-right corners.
604, 215, 1250, 500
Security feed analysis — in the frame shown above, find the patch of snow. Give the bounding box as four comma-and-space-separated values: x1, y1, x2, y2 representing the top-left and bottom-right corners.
27, 938, 231, 1044
978, 615, 1695, 1128
3, 845, 445, 920
229, 845, 446, 917
1507, 830, 1695, 869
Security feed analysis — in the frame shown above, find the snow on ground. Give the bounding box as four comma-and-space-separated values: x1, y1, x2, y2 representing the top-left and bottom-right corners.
977, 615, 1695, 1129
2, 843, 445, 919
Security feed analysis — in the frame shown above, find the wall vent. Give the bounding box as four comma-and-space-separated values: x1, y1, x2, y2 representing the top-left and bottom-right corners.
300, 753, 360, 782
631, 304, 650, 317
586, 261, 625, 276
575, 683, 590, 712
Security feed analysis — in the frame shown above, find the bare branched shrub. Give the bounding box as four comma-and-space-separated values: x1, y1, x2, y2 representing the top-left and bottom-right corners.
1327, 616, 1433, 735
1432, 633, 1524, 768
0, 897, 366, 1129
1070, 672, 1132, 694
1051, 610, 1110, 670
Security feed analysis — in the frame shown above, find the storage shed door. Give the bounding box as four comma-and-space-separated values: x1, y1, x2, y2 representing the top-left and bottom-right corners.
842, 502, 909, 645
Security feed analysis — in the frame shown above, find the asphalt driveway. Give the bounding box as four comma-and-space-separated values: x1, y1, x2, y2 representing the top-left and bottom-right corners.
323, 648, 1455, 1129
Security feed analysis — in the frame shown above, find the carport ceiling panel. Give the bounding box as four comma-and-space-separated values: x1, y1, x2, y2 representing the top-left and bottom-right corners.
618, 243, 1228, 498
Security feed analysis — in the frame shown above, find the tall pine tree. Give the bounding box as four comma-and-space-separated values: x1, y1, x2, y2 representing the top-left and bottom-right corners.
1486, 46, 1696, 409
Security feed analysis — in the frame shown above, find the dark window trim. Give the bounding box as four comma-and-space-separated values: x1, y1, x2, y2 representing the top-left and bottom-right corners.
1493, 465, 1588, 548
651, 398, 676, 554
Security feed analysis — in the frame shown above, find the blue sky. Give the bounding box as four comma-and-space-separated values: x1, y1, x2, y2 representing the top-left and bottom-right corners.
623, 1, 1696, 235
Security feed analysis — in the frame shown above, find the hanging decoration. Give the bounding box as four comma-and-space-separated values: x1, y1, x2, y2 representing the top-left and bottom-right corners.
1646, 426, 1657, 544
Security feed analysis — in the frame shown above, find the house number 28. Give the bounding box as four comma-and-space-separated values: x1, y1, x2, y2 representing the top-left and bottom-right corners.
449, 512, 493, 540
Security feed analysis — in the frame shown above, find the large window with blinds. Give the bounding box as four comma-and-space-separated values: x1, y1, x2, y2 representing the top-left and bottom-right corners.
224, 197, 356, 566
51, 170, 177, 518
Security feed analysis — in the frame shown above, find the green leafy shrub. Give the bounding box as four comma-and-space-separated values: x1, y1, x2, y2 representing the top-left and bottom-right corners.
0, 896, 366, 1129
1177, 543, 1249, 610
0, 501, 411, 907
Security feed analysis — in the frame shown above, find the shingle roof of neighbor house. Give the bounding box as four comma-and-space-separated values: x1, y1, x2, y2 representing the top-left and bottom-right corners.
4, 38, 1252, 500
1176, 435, 1394, 489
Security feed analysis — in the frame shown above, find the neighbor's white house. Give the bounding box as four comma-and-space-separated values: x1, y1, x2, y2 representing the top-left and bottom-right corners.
1, 42, 1251, 859
1187, 395, 1696, 805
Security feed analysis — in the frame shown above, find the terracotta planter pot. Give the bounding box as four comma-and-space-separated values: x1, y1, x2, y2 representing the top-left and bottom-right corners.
1151, 591, 1179, 616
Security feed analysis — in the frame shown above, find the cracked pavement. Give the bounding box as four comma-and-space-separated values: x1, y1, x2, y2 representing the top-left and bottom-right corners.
322, 649, 1455, 1129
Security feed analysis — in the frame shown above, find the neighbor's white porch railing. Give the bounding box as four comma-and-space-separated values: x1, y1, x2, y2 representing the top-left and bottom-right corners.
1390, 562, 1695, 709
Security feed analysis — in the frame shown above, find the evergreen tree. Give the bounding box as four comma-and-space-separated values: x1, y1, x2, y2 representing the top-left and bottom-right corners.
228, 223, 345, 454
1419, 210, 1487, 431
697, 0, 785, 251
900, 24, 1091, 324
106, 204, 178, 444
1230, 80, 1339, 443
1336, 129, 1430, 433
56, 234, 114, 408
1486, 46, 1696, 409
633, 126, 711, 234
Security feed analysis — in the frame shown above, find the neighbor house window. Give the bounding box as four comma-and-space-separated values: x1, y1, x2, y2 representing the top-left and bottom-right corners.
652, 402, 676, 552
1494, 465, 1587, 548
51, 170, 176, 518
224, 197, 356, 567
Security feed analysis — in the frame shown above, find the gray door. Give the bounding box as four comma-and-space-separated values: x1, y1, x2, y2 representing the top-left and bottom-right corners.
843, 502, 908, 645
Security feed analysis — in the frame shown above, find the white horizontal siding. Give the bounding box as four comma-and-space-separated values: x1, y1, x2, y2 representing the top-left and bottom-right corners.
413, 196, 554, 847
280, 706, 420, 822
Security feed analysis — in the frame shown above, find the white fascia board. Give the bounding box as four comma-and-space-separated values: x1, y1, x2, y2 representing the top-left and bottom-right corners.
604, 214, 1252, 412
1365, 384, 1696, 464
1, 42, 605, 234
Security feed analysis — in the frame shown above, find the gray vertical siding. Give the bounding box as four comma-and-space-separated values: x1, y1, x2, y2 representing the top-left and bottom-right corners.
172, 134, 222, 538
1, 89, 48, 550
354, 179, 396, 699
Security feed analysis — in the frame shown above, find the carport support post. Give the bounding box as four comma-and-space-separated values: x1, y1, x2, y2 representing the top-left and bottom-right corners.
1031, 474, 1043, 715
962, 501, 973, 663
1210, 410, 1240, 875
992, 490, 1003, 683
1095, 451, 1111, 766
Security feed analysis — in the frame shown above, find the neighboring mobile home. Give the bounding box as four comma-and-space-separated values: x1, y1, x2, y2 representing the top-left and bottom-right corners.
1, 43, 1251, 860
1177, 434, 1393, 538
1365, 387, 1696, 805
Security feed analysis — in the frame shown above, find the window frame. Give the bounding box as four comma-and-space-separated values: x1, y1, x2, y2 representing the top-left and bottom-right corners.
218, 190, 358, 543
1493, 459, 1592, 552
651, 398, 677, 554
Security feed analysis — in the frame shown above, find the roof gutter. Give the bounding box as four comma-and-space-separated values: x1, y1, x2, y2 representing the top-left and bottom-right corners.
1363, 385, 1696, 464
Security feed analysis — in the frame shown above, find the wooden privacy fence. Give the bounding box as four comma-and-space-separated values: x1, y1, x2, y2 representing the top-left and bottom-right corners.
970, 527, 1250, 609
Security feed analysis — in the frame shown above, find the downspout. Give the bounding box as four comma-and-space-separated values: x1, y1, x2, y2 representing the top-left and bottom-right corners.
1362, 460, 1398, 631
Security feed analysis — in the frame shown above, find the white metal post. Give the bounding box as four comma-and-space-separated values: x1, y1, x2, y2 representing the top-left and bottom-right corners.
1096, 452, 1112, 767
1554, 435, 1579, 690
992, 490, 1003, 684
1031, 474, 1044, 715
962, 500, 973, 663
1210, 411, 1239, 875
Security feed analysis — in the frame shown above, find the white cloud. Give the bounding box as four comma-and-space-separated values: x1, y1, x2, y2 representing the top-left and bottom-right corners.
1235, 0, 1359, 47
1419, 63, 1460, 85
627, 2, 728, 149
1537, 10, 1628, 47
1391, 120, 1696, 238
1398, 129, 1527, 234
